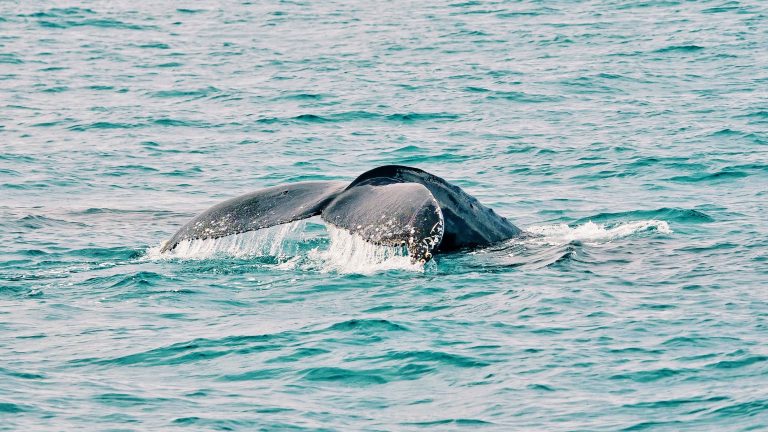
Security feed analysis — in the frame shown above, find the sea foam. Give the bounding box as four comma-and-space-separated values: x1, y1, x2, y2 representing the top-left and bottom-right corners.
524, 220, 672, 245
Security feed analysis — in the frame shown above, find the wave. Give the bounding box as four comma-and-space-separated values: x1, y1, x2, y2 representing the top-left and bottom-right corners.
572, 208, 711, 224
14, 214, 89, 230
653, 44, 705, 53
256, 111, 459, 124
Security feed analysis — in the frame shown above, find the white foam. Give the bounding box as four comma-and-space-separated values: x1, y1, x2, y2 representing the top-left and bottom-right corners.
309, 225, 423, 275
145, 221, 424, 274
523, 219, 671, 245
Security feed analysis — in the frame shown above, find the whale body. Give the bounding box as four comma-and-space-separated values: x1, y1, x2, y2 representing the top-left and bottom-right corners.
161, 165, 522, 262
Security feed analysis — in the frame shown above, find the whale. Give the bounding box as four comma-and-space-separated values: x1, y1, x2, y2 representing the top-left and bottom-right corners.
161, 165, 522, 262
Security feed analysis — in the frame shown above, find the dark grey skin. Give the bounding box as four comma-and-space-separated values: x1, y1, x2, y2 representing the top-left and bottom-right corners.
162, 165, 522, 263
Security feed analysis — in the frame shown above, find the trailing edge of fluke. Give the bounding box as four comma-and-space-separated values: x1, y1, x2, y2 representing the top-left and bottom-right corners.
161, 165, 522, 263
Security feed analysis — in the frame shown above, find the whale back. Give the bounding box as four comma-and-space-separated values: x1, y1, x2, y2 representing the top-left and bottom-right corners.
347, 165, 521, 251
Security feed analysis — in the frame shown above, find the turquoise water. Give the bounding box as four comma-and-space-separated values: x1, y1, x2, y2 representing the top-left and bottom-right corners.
2, 0, 767, 430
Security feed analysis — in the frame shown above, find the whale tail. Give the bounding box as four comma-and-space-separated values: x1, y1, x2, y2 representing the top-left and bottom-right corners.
160, 178, 446, 262
161, 166, 521, 262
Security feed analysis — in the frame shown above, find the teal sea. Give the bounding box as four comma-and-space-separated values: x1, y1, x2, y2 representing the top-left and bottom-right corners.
2, 1, 767, 430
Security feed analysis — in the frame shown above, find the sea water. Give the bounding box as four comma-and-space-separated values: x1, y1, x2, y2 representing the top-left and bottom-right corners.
1, 1, 767, 430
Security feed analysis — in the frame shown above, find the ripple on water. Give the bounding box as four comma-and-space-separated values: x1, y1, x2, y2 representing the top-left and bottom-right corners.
2, 0, 767, 430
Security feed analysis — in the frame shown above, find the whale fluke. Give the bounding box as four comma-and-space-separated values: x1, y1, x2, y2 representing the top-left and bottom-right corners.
160, 181, 347, 252
161, 165, 523, 262
321, 182, 444, 263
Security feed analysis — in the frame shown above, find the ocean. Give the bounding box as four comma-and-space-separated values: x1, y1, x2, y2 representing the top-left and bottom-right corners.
1, 1, 767, 430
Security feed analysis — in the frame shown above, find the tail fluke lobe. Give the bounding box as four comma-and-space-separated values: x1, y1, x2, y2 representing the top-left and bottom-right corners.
161, 181, 347, 252
321, 182, 444, 263
348, 165, 522, 250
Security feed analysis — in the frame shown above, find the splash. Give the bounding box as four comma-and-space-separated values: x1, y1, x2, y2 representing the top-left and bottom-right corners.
524, 220, 672, 245
145, 221, 424, 274
145, 221, 307, 260
309, 225, 423, 275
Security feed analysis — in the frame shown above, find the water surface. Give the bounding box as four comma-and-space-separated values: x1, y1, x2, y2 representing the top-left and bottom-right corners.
1, 1, 767, 430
